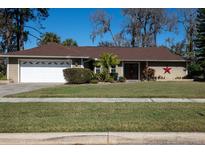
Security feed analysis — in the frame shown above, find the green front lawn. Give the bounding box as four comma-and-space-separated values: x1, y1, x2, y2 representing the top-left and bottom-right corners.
7, 81, 205, 98
0, 102, 205, 132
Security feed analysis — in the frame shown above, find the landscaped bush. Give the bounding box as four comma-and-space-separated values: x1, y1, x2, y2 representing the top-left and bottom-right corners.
142, 67, 155, 81
188, 63, 203, 77
94, 72, 108, 81
0, 72, 6, 80
118, 76, 126, 82
110, 72, 118, 81
95, 52, 120, 82
0, 63, 6, 80
90, 79, 99, 84
63, 68, 93, 84
0, 63, 6, 75
92, 73, 101, 81
106, 76, 115, 83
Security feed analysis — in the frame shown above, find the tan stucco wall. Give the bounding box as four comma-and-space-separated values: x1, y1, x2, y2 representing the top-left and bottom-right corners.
116, 64, 123, 77
148, 62, 187, 80
115, 61, 187, 80
7, 57, 18, 83
7, 57, 187, 83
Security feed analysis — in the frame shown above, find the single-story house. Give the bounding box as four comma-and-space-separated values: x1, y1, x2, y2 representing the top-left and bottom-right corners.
0, 43, 187, 83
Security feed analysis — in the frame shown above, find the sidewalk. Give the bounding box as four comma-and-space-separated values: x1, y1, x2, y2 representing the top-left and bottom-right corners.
0, 97, 205, 103
0, 132, 205, 144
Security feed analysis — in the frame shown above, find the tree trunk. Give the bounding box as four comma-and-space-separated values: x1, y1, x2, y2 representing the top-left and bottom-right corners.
153, 31, 157, 47
15, 8, 20, 51
19, 12, 24, 50
4, 30, 11, 53
131, 27, 136, 47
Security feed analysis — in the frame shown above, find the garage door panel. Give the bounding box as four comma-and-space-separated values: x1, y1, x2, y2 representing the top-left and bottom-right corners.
20, 60, 71, 83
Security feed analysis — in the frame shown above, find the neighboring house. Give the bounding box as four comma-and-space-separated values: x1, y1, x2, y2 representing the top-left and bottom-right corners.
0, 43, 187, 83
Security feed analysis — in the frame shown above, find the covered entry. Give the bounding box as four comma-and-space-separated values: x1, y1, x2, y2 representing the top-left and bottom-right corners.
124, 62, 140, 80
19, 59, 71, 83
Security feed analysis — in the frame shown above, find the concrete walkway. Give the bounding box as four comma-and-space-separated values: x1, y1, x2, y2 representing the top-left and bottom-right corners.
1, 132, 205, 144
0, 97, 205, 103
0, 83, 61, 97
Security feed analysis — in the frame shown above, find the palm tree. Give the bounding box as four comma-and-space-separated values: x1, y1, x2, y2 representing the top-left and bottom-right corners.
95, 52, 120, 80
38, 32, 61, 45
62, 38, 78, 47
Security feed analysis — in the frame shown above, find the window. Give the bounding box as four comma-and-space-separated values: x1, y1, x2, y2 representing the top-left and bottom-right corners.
95, 66, 101, 73
111, 66, 116, 73
72, 59, 81, 66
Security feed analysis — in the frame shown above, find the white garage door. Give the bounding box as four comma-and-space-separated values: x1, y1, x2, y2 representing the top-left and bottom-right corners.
20, 59, 71, 83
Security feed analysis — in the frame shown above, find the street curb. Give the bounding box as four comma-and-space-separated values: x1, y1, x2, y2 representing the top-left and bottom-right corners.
0, 132, 205, 144
0, 98, 205, 103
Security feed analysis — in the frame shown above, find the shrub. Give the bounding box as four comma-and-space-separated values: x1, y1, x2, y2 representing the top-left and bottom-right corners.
0, 72, 6, 80
63, 68, 92, 84
94, 72, 107, 81
90, 71, 96, 79
110, 72, 118, 81
188, 63, 203, 77
0, 62, 6, 80
142, 67, 155, 81
106, 76, 115, 83
0, 63, 6, 76
93, 73, 104, 81
95, 52, 120, 81
90, 79, 99, 84
118, 76, 126, 82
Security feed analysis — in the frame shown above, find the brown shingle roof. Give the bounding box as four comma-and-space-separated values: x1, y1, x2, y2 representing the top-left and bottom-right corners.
2, 43, 185, 61
4, 43, 85, 58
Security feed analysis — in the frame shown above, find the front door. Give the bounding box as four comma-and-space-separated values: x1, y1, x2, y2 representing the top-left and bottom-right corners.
124, 63, 139, 79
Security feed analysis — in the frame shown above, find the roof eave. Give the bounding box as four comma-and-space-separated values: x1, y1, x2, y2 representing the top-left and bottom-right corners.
0, 55, 186, 62
121, 59, 186, 62
93, 57, 186, 61
0, 55, 89, 59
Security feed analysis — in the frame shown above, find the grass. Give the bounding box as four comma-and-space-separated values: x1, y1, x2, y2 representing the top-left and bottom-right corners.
0, 102, 205, 132
7, 81, 205, 98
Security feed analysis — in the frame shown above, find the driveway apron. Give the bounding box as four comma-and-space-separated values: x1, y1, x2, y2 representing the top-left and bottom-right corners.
0, 83, 61, 97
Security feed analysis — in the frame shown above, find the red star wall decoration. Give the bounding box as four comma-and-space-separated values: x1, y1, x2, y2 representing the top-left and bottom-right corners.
163, 66, 172, 74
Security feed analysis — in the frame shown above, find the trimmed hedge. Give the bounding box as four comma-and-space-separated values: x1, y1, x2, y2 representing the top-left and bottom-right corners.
63, 68, 93, 84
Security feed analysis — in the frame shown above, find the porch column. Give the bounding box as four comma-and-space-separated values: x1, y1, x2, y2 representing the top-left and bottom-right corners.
146, 61, 148, 67
6, 58, 9, 80
81, 58, 84, 68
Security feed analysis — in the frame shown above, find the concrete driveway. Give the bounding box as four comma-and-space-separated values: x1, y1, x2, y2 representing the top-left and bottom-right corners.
0, 83, 61, 97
